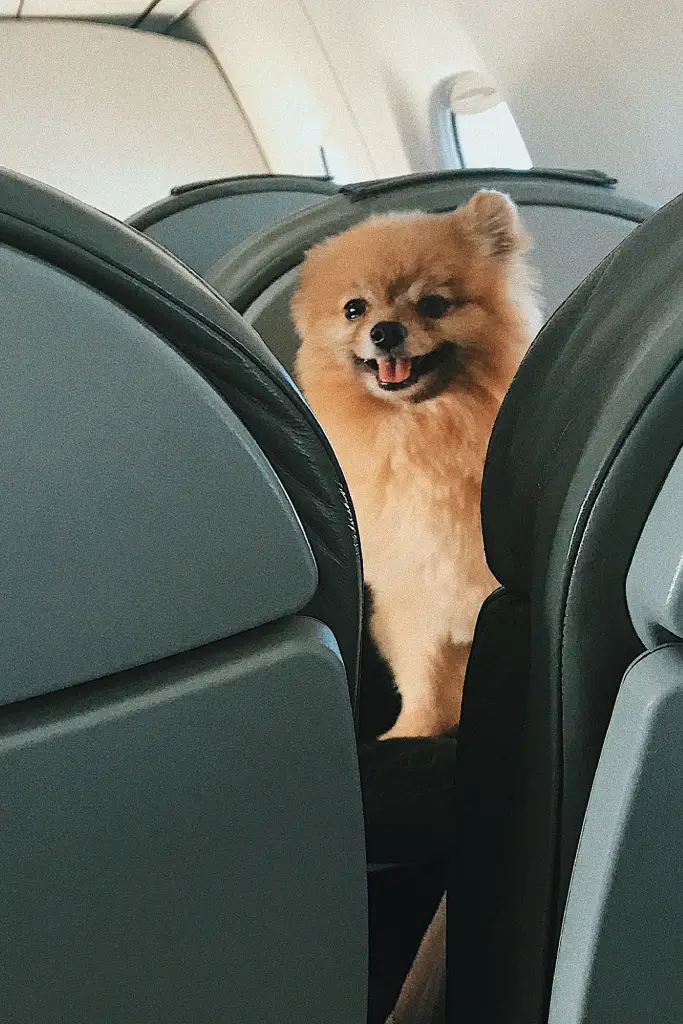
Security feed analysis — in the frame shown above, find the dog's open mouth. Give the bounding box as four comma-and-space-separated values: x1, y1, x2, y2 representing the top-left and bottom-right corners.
353, 342, 455, 391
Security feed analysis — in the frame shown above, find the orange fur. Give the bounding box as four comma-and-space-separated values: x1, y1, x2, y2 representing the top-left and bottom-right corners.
292, 192, 541, 737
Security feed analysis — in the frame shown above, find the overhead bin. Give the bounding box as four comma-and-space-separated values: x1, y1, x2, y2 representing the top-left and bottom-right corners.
14, 0, 196, 25
0, 21, 267, 217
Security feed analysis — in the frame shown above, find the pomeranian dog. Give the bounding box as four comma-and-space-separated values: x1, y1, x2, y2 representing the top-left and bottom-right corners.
291, 191, 541, 738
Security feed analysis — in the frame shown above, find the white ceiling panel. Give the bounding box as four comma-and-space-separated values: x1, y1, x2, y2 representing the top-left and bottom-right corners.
19, 1, 145, 20
0, 1, 21, 13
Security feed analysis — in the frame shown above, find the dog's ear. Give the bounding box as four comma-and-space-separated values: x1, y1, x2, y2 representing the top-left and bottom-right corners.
458, 190, 530, 258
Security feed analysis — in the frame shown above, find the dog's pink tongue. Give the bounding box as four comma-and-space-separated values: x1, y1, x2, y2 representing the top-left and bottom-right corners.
377, 357, 412, 384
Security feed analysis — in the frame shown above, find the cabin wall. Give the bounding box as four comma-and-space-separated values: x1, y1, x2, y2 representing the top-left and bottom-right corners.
192, 0, 678, 205
0, 20, 267, 217
454, 0, 681, 205
188, 0, 409, 183
0, 0, 674, 215
300, 0, 490, 173
188, 0, 490, 179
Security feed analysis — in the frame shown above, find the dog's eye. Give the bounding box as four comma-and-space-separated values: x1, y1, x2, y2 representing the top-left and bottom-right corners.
344, 298, 368, 321
416, 294, 453, 318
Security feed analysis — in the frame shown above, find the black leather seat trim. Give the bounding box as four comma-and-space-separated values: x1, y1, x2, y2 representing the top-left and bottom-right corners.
339, 166, 619, 200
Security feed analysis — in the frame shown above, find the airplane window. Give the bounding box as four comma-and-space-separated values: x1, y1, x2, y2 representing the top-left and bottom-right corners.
433, 71, 532, 171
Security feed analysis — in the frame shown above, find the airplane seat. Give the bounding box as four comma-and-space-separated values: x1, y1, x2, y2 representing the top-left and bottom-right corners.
206, 168, 655, 391
447, 189, 683, 1023
127, 173, 338, 278
0, 167, 366, 1024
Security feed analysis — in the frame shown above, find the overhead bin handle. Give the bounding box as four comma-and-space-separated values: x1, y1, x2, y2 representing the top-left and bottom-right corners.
341, 167, 618, 200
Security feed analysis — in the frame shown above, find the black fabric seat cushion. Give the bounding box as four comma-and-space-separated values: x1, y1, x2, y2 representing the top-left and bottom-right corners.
359, 735, 459, 864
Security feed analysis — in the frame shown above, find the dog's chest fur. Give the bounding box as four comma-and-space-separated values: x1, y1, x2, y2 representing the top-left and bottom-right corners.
330, 392, 499, 642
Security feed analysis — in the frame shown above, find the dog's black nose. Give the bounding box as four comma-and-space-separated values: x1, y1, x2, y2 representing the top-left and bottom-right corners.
370, 320, 408, 352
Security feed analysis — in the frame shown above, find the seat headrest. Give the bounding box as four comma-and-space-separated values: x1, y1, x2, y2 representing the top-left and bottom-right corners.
0, 167, 362, 702
127, 175, 339, 277
0, 164, 288, 382
128, 173, 338, 232
208, 168, 654, 314
481, 191, 683, 597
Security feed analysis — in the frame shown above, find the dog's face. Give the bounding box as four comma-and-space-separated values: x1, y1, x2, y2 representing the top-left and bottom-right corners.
292, 191, 538, 404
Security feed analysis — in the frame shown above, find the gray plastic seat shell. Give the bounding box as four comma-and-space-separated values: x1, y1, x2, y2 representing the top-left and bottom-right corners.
519, 206, 639, 319
136, 191, 333, 277
0, 242, 317, 706
129, 174, 337, 232
0, 616, 368, 1024
243, 265, 301, 372
548, 645, 683, 1024
0, 165, 363, 703
445, 189, 683, 1024
0, 166, 292, 386
0, 167, 367, 1024
549, 444, 683, 1020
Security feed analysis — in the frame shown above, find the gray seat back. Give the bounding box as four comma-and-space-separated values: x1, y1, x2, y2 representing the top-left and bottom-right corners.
0, 168, 366, 1024
0, 241, 315, 704
548, 448, 683, 1023
447, 189, 683, 1024
207, 168, 655, 375
128, 174, 338, 277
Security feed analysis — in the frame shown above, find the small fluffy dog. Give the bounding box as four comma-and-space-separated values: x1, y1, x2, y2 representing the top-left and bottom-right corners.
292, 191, 541, 738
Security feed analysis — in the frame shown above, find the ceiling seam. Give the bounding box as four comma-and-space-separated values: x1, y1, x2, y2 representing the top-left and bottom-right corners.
294, 0, 378, 177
